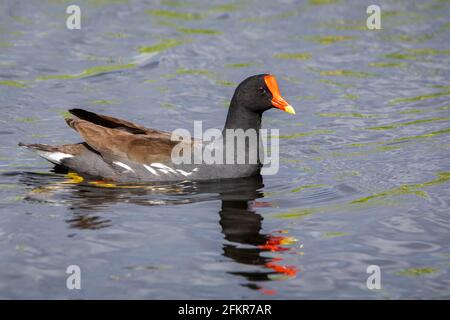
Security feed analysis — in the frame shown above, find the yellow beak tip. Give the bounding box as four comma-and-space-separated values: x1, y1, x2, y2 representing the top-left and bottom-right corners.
285, 105, 296, 115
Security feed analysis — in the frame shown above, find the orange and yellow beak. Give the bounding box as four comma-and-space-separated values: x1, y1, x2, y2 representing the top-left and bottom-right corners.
264, 74, 295, 115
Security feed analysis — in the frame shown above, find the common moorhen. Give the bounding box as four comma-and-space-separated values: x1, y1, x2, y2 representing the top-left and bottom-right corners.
19, 74, 295, 182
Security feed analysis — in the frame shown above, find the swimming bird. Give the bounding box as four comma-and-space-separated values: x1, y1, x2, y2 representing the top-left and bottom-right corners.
19, 74, 295, 182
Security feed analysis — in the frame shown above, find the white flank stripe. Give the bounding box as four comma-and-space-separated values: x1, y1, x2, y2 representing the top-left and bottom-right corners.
150, 163, 177, 174
113, 161, 135, 173
37, 151, 73, 164
143, 164, 159, 176
176, 169, 192, 177
145, 163, 198, 177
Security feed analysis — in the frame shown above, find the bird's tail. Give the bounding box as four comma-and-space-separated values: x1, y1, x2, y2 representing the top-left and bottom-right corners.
19, 142, 74, 165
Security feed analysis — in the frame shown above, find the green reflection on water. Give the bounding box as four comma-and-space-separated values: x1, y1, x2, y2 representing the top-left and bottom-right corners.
291, 184, 326, 193
318, 112, 378, 118
324, 232, 348, 238
138, 39, 184, 53
273, 53, 311, 60
37, 63, 135, 80
320, 69, 377, 78
369, 61, 406, 68
351, 172, 450, 204
395, 268, 439, 277
0, 80, 27, 88
389, 91, 450, 105
277, 129, 334, 139
146, 9, 205, 21
367, 117, 450, 130
305, 35, 356, 44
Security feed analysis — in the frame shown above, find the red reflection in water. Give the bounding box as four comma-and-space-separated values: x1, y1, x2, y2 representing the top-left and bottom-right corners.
258, 235, 299, 278
259, 288, 277, 295
250, 201, 273, 208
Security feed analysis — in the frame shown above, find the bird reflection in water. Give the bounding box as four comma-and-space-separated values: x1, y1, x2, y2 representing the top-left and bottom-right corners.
218, 175, 298, 295
21, 168, 299, 295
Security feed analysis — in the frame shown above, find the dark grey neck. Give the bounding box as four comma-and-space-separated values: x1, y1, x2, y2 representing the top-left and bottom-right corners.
221, 98, 263, 168
223, 99, 262, 132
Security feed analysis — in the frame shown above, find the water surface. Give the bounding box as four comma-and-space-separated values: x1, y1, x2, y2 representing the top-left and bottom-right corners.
0, 0, 449, 299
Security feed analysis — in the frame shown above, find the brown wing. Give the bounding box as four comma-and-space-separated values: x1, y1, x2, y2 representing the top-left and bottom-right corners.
65, 118, 179, 164
69, 108, 172, 138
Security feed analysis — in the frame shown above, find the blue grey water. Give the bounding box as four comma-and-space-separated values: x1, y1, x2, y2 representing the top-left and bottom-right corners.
0, 0, 449, 299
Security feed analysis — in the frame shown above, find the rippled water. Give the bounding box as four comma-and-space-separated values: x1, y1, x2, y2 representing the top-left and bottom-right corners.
1, 0, 449, 299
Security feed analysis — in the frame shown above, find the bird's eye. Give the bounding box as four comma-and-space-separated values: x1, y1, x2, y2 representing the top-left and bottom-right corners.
259, 87, 267, 95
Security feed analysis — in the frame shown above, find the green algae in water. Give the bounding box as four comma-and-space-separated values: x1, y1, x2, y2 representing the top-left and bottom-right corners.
0, 80, 27, 88
273, 208, 316, 220
375, 145, 401, 151
384, 49, 450, 61
208, 3, 241, 13
369, 61, 406, 68
271, 194, 396, 220
320, 69, 376, 78
384, 49, 450, 60
351, 171, 450, 204
37, 63, 136, 80
395, 268, 439, 277
324, 232, 348, 238
397, 104, 450, 115
155, 86, 169, 93
225, 63, 253, 68
30, 134, 48, 138
0, 184, 19, 190
389, 91, 450, 105
278, 129, 334, 139
431, 85, 450, 90
343, 94, 358, 100
146, 9, 205, 20
318, 112, 378, 118
273, 53, 311, 60
309, 0, 339, 5
305, 35, 355, 44
160, 103, 176, 109
216, 80, 236, 87
397, 109, 425, 114
351, 185, 429, 204
408, 172, 450, 189
16, 117, 38, 123
156, 20, 220, 35
380, 33, 433, 43
160, 0, 189, 7
90, 99, 119, 105
367, 117, 450, 130
319, 79, 353, 88
384, 52, 418, 60
57, 110, 72, 118
176, 68, 213, 76
350, 127, 450, 147
104, 32, 129, 39
282, 76, 302, 84
176, 27, 222, 35
408, 48, 450, 56
138, 39, 184, 54
291, 184, 326, 193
